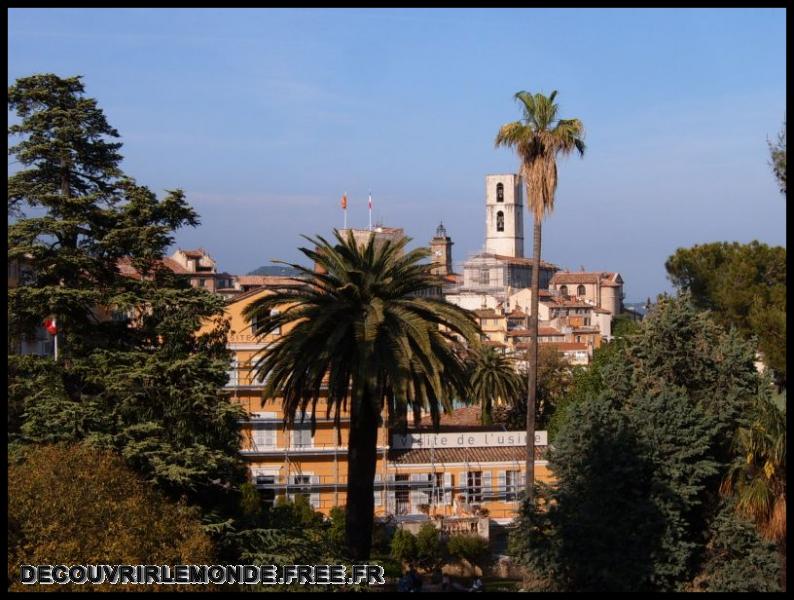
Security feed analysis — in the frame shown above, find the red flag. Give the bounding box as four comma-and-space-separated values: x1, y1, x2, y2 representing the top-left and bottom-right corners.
368, 193, 372, 210
341, 193, 347, 209
43, 318, 57, 336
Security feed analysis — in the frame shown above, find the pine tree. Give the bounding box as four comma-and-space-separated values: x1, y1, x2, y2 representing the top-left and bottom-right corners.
8, 74, 245, 525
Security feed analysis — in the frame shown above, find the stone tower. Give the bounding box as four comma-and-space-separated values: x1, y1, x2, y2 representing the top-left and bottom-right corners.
430, 222, 453, 276
485, 173, 524, 258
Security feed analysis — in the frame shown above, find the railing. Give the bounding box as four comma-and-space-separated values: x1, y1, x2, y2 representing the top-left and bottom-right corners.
241, 443, 389, 456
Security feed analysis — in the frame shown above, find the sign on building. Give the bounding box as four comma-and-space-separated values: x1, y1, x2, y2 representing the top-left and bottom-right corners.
391, 430, 547, 450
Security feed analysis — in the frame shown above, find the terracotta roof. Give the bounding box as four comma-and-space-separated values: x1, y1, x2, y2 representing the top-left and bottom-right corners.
237, 275, 305, 287
180, 248, 208, 259
550, 271, 620, 286
161, 257, 190, 274
472, 309, 499, 318
593, 307, 612, 314
390, 445, 546, 464
506, 309, 527, 318
116, 256, 190, 278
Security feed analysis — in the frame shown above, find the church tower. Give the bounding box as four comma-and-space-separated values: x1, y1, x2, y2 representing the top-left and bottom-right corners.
485, 173, 524, 258
430, 222, 453, 276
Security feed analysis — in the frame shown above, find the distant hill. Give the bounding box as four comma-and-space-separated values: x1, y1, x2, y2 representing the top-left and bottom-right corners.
246, 265, 303, 277
622, 301, 649, 316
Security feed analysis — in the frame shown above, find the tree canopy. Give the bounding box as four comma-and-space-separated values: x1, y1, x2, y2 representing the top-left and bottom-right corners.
509, 294, 779, 591
8, 443, 216, 592
665, 241, 786, 383
8, 73, 245, 532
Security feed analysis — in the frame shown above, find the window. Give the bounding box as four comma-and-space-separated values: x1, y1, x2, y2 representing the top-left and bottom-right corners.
395, 474, 410, 515
291, 422, 313, 448
254, 474, 276, 507
584, 317, 591, 326
252, 308, 281, 336
467, 471, 482, 503
576, 335, 581, 343
505, 470, 520, 502
496, 183, 504, 202
432, 472, 445, 503
559, 285, 568, 297
479, 269, 490, 285
291, 474, 312, 504
577, 284, 586, 296
226, 358, 239, 387
252, 424, 277, 450
496, 211, 504, 232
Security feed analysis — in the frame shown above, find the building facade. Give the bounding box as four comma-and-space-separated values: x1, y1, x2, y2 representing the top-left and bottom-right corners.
204, 287, 552, 525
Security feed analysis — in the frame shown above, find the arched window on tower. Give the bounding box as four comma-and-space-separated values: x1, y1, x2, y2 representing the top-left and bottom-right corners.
496, 183, 504, 202
496, 211, 504, 232
559, 285, 568, 297
577, 284, 586, 297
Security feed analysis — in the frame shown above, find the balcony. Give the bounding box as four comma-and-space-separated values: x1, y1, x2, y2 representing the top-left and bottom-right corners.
240, 443, 390, 457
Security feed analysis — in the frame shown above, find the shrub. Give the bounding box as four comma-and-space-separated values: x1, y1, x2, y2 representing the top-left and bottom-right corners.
390, 528, 418, 563
415, 523, 445, 569
8, 443, 215, 592
447, 534, 490, 570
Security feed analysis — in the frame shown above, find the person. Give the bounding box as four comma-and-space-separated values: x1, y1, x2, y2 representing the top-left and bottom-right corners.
441, 573, 451, 592
469, 577, 484, 592
397, 572, 412, 592
408, 564, 422, 592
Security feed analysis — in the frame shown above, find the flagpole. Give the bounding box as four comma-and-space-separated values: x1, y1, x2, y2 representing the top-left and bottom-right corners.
368, 190, 372, 231
53, 318, 58, 362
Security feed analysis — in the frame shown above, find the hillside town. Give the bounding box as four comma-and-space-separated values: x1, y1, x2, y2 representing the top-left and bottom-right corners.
8, 7, 785, 594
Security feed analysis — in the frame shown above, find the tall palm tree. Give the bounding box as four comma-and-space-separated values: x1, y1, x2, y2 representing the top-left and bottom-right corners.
243, 230, 479, 559
468, 344, 524, 425
495, 90, 585, 498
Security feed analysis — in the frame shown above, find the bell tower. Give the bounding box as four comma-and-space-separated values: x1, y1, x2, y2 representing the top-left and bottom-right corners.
430, 222, 453, 276
485, 173, 524, 258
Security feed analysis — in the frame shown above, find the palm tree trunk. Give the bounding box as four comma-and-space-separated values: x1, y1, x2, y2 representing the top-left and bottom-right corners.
345, 390, 379, 560
526, 217, 541, 500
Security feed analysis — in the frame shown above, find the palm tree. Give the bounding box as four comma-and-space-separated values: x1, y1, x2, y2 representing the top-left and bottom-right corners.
721, 395, 786, 544
243, 230, 480, 559
495, 90, 585, 498
468, 345, 523, 425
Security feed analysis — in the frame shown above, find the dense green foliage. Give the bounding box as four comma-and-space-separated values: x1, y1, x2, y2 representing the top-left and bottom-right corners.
690, 501, 781, 592
390, 528, 418, 563
665, 241, 786, 382
415, 523, 446, 570
509, 294, 779, 591
8, 444, 216, 592
446, 535, 490, 571
768, 120, 786, 195
467, 345, 523, 425
721, 393, 786, 545
243, 230, 479, 559
8, 74, 245, 550
494, 344, 574, 434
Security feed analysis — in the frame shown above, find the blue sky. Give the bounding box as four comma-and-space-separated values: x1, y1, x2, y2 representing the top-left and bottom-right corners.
8, 8, 786, 300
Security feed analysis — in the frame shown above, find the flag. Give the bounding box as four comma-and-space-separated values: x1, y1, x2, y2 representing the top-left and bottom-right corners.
341, 193, 347, 210
43, 318, 57, 336
368, 192, 372, 210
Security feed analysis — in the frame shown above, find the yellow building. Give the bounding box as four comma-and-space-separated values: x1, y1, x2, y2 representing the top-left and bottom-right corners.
205, 287, 553, 524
